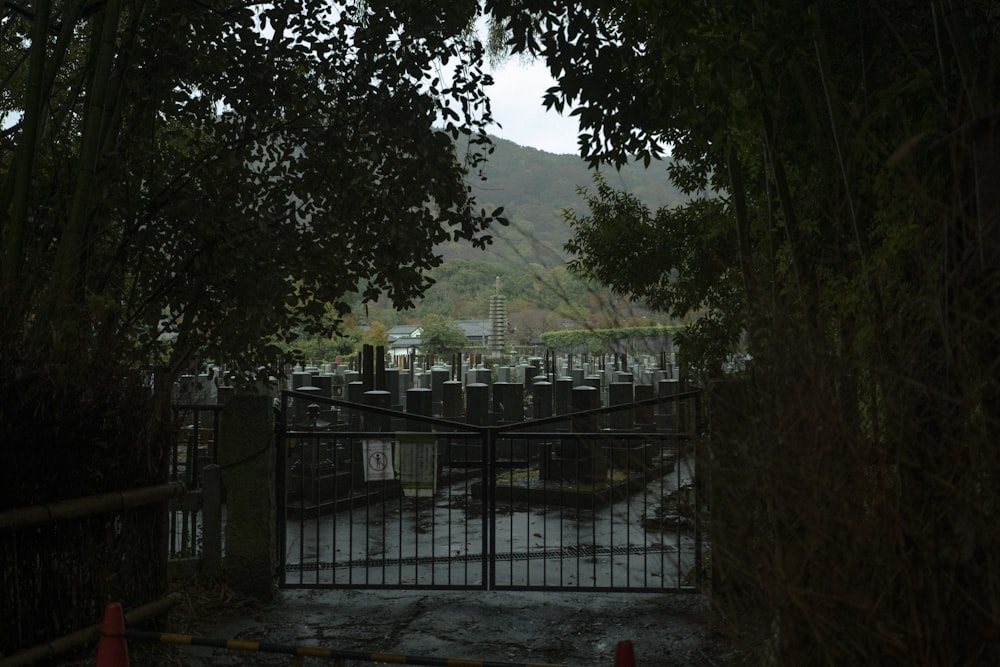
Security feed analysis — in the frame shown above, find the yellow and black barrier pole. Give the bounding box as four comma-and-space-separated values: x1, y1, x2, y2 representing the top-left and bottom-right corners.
120, 628, 567, 667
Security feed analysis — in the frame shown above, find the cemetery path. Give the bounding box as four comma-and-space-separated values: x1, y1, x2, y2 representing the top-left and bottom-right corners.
161, 586, 745, 666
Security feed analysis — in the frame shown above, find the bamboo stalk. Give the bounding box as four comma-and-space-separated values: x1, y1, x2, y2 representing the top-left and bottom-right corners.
0, 482, 186, 531
1, 0, 50, 290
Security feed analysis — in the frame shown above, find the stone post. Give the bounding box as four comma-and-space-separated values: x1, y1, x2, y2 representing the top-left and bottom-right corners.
201, 464, 222, 578
220, 395, 275, 601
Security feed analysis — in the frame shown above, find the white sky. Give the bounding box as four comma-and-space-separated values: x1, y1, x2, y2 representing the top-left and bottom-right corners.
484, 58, 581, 156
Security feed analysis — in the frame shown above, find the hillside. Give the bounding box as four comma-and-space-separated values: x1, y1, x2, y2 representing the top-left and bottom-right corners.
442, 135, 686, 268
358, 136, 687, 331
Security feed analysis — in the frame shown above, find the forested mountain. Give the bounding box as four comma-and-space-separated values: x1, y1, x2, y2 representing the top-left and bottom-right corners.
442, 135, 686, 268
360, 136, 688, 332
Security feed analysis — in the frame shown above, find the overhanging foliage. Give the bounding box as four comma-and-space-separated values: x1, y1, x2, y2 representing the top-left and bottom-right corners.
488, 0, 1000, 662
1, 0, 504, 381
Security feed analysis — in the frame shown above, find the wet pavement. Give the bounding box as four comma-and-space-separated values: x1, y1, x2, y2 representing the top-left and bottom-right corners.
178, 587, 729, 667
164, 444, 733, 665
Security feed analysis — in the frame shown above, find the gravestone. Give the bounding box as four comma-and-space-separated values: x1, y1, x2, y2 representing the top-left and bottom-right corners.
465, 383, 490, 426
555, 377, 573, 415
468, 366, 491, 386
609, 382, 634, 430
406, 387, 432, 432
634, 383, 654, 427
532, 381, 553, 420
545, 386, 606, 482
431, 366, 450, 415
362, 390, 391, 432
442, 380, 464, 420
492, 382, 524, 424
384, 367, 401, 409
658, 378, 680, 430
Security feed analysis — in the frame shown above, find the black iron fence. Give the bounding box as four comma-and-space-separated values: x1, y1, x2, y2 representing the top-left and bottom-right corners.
277, 389, 703, 593
167, 403, 223, 565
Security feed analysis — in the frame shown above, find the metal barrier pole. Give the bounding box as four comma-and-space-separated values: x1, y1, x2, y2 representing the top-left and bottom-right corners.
121, 628, 571, 667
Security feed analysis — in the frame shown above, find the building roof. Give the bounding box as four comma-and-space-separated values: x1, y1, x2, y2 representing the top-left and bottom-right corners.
388, 336, 422, 350
387, 324, 421, 340
454, 320, 490, 341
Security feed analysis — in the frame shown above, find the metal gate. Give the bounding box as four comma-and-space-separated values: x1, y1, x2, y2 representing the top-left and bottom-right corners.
276, 389, 703, 592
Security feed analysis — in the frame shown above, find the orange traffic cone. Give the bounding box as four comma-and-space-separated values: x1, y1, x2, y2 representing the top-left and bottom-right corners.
96, 602, 129, 667
614, 639, 636, 667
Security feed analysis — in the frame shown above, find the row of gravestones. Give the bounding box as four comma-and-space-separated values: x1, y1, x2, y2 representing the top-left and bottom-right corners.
286, 361, 689, 433
172, 352, 689, 430
173, 351, 680, 401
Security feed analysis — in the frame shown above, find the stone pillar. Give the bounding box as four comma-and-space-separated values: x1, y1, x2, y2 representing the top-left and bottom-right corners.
531, 381, 553, 420
384, 368, 401, 410
518, 364, 534, 392
347, 381, 365, 429
431, 366, 450, 415
492, 381, 524, 424
406, 387, 432, 431
609, 381, 634, 430
548, 385, 605, 482
314, 373, 334, 398
634, 383, 654, 427
201, 464, 222, 578
658, 378, 680, 430
571, 385, 600, 431
291, 371, 312, 389
398, 369, 412, 394
469, 366, 491, 386
363, 390, 391, 432
554, 377, 573, 415
415, 370, 431, 389
220, 395, 275, 601
465, 383, 490, 426
442, 380, 464, 420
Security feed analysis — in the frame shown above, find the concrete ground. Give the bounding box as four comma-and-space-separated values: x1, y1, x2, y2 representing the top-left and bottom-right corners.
166, 587, 738, 667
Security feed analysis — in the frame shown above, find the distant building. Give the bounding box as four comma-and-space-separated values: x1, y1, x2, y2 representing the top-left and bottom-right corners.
453, 320, 490, 347
387, 325, 422, 366
387, 324, 422, 341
